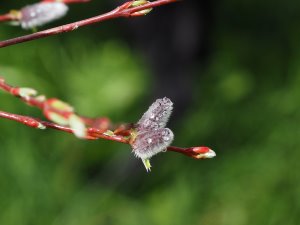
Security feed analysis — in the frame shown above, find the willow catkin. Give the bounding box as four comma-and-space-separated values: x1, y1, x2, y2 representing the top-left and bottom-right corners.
132, 128, 174, 159
20, 2, 68, 29
132, 98, 174, 161
137, 97, 173, 131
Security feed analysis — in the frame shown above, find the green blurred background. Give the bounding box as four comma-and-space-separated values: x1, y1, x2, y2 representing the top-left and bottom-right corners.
1, 0, 300, 224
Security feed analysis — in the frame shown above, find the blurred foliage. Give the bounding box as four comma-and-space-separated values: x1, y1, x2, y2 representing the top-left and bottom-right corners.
1, 0, 300, 225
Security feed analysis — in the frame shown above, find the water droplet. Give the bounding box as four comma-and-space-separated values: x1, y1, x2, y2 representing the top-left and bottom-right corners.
163, 136, 169, 141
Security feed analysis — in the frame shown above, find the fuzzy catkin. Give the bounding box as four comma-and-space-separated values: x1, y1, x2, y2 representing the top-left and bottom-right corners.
133, 97, 174, 160
132, 128, 174, 159
20, 2, 68, 29
137, 97, 173, 131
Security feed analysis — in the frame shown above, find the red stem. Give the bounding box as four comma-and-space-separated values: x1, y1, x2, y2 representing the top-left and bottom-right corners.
166, 146, 197, 158
0, 108, 208, 158
0, 77, 115, 131
0, 110, 128, 141
0, 110, 44, 128
0, 110, 193, 154
0, 77, 44, 109
0, 0, 178, 48
1, 76, 210, 159
0, 14, 13, 22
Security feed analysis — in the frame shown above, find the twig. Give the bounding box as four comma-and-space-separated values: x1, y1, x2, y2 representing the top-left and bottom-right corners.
0, 77, 44, 109
0, 0, 177, 48
0, 76, 214, 160
0, 76, 111, 128
0, 110, 211, 158
0, 110, 46, 129
0, 14, 13, 22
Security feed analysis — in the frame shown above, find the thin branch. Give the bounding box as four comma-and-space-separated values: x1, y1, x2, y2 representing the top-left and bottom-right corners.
0, 110, 210, 158
0, 0, 178, 48
0, 77, 112, 129
0, 110, 45, 129
0, 77, 44, 109
0, 14, 13, 22
0, 76, 214, 160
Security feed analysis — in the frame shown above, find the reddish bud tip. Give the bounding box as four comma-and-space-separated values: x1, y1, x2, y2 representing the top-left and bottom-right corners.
189, 147, 216, 159
192, 147, 211, 154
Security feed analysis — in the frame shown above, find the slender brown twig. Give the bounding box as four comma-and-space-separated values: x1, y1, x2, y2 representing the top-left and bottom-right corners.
0, 110, 128, 141
0, 0, 177, 48
0, 110, 211, 158
0, 76, 112, 130
0, 76, 214, 160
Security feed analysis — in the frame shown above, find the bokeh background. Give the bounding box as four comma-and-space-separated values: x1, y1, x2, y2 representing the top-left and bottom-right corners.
1, 0, 300, 224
